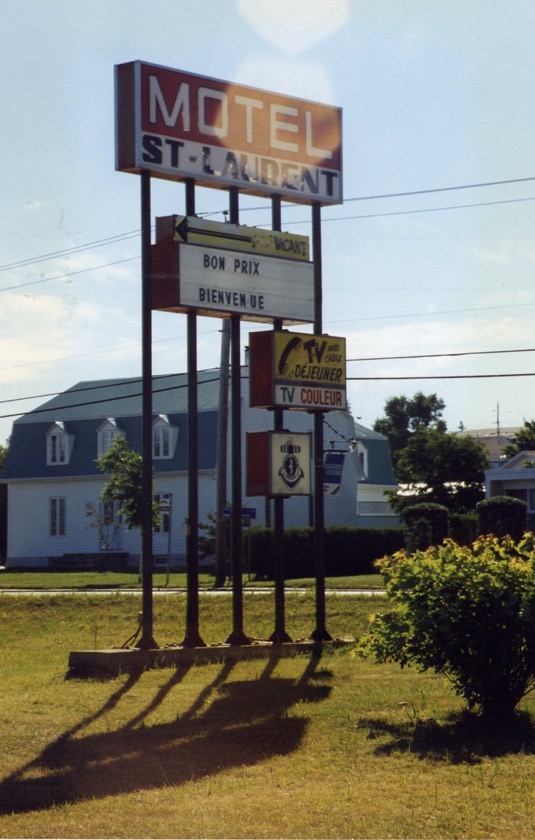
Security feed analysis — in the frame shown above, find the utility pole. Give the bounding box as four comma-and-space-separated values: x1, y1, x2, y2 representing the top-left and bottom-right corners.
215, 320, 230, 587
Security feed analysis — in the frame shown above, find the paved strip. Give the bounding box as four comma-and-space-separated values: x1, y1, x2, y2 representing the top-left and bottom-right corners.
0, 587, 384, 597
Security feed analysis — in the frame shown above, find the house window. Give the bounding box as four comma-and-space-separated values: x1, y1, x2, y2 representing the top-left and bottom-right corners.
97, 419, 122, 457
49, 433, 66, 464
507, 488, 535, 511
154, 493, 171, 533
98, 500, 121, 550
356, 443, 368, 480
46, 422, 73, 465
152, 416, 177, 459
50, 497, 66, 536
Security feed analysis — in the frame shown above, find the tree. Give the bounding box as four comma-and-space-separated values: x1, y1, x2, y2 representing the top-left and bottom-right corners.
358, 534, 535, 719
0, 445, 7, 475
375, 393, 488, 513
373, 392, 446, 468
97, 435, 159, 531
390, 427, 489, 513
504, 419, 535, 458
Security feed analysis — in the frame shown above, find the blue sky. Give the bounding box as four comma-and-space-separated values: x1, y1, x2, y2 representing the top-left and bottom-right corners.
2, 0, 535, 445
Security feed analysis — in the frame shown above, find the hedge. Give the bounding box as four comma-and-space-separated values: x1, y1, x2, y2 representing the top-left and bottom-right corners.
449, 512, 478, 545
402, 503, 450, 552
246, 526, 405, 580
476, 495, 528, 540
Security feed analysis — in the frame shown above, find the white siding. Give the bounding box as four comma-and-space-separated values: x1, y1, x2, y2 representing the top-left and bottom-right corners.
6, 473, 218, 568
5, 372, 397, 567
7, 478, 106, 564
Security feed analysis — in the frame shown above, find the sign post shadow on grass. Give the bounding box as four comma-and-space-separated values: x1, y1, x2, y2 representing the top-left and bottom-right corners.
0, 653, 331, 815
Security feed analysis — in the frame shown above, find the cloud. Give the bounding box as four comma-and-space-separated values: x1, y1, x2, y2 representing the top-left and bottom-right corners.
342, 310, 535, 430
0, 293, 76, 383
24, 199, 50, 211
236, 58, 335, 102
238, 0, 349, 56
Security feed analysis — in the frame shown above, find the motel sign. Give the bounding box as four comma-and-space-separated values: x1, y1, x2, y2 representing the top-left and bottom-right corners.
115, 61, 343, 205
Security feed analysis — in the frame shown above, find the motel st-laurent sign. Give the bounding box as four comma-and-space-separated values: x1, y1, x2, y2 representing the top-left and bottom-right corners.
115, 61, 342, 205
112, 60, 344, 649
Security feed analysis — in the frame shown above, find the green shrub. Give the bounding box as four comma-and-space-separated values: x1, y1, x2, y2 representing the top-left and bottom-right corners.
358, 533, 535, 718
477, 495, 528, 540
326, 527, 405, 577
402, 502, 450, 552
449, 512, 478, 546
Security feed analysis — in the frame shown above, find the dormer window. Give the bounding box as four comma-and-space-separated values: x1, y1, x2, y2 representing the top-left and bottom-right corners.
153, 415, 178, 459
97, 419, 123, 457
46, 422, 73, 466
356, 442, 368, 480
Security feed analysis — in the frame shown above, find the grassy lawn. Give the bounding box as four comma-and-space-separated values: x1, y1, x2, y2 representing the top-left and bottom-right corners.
0, 592, 533, 838
0, 570, 384, 590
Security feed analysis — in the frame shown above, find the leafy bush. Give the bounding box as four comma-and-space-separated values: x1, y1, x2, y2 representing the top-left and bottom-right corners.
477, 495, 527, 540
325, 527, 405, 576
358, 534, 535, 718
449, 512, 478, 546
402, 502, 450, 552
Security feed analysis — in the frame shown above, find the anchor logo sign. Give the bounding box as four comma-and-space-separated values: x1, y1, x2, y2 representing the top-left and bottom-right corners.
278, 437, 305, 490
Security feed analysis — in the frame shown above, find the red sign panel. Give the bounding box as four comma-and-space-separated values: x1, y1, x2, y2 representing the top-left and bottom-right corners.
249, 329, 347, 410
115, 61, 342, 205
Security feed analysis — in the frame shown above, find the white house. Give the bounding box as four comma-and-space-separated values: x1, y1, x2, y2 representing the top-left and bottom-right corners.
484, 449, 535, 529
1, 364, 399, 569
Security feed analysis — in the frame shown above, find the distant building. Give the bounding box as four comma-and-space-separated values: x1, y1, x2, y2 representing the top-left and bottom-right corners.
1, 366, 399, 569
456, 427, 519, 468
485, 450, 535, 529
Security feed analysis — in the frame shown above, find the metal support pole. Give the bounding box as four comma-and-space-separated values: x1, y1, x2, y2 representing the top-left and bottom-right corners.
183, 310, 205, 646
310, 200, 332, 642
214, 320, 230, 588
226, 313, 250, 644
226, 188, 250, 644
138, 169, 158, 650
270, 195, 291, 643
182, 179, 204, 647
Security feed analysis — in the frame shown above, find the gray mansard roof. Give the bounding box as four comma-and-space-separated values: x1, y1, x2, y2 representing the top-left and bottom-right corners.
3, 368, 398, 489
13, 370, 221, 424
3, 370, 221, 480
352, 420, 398, 487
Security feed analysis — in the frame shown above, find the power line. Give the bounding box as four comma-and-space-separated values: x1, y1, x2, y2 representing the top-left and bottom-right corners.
4, 192, 534, 295
2, 175, 535, 284
283, 195, 535, 228
220, 176, 535, 213
349, 373, 535, 381
2, 357, 535, 419
0, 374, 222, 421
0, 328, 221, 373
0, 230, 141, 273
0, 369, 531, 425
0, 370, 221, 406
341, 176, 535, 203
348, 347, 535, 362
0, 256, 140, 293
330, 300, 535, 324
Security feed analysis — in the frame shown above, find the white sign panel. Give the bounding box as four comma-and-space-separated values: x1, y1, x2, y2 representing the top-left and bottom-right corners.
179, 244, 314, 323
274, 383, 346, 410
270, 433, 311, 496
